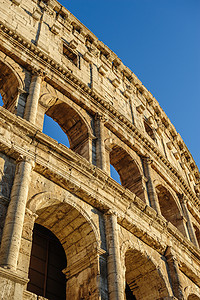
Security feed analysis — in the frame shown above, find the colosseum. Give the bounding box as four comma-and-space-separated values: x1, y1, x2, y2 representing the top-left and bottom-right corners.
0, 0, 199, 299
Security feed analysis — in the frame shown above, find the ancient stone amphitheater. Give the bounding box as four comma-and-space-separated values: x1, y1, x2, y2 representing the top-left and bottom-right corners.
0, 0, 199, 299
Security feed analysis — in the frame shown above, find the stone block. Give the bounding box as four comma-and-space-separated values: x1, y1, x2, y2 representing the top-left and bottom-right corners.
98, 64, 109, 76
12, 0, 21, 5
83, 51, 93, 63
32, 8, 42, 21
51, 22, 61, 35
112, 78, 120, 88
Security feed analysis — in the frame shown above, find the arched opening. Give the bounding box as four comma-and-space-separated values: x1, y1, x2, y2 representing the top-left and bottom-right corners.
188, 294, 200, 300
26, 199, 101, 300
144, 120, 155, 141
43, 114, 70, 147
110, 164, 121, 184
156, 185, 185, 235
110, 145, 145, 201
0, 94, 3, 107
125, 282, 136, 300
0, 60, 20, 113
125, 248, 169, 300
193, 224, 200, 247
27, 223, 67, 300
43, 101, 92, 161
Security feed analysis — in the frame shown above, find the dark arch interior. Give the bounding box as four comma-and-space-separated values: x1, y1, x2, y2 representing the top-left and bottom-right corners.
125, 249, 169, 300
125, 282, 137, 300
156, 185, 185, 235
27, 223, 67, 300
46, 102, 89, 150
0, 61, 19, 110
110, 145, 145, 201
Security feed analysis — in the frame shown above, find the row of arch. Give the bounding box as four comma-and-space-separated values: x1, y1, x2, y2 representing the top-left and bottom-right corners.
22, 193, 200, 300
0, 57, 200, 249
42, 108, 200, 247
0, 53, 200, 300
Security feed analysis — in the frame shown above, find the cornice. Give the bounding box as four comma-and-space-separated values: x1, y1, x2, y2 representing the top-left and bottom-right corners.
0, 20, 199, 210
0, 266, 28, 285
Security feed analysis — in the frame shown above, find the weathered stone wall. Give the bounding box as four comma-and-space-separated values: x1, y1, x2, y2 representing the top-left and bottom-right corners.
0, 0, 199, 299
0, 154, 15, 242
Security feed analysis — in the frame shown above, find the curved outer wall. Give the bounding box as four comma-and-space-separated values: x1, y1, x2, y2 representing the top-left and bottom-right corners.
0, 0, 199, 299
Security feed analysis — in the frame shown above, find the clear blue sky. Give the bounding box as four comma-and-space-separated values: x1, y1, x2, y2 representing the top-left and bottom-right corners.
56, 0, 199, 170
0, 1, 199, 173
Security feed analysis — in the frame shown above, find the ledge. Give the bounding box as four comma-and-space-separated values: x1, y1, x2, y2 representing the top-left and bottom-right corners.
0, 266, 28, 285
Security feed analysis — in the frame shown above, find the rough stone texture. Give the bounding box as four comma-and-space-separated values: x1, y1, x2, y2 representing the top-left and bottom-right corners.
0, 0, 199, 299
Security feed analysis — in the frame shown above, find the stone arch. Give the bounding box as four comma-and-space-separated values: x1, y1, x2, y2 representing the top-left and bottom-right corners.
188, 295, 200, 300
121, 241, 171, 300
155, 183, 186, 235
27, 223, 67, 299
108, 142, 146, 202
184, 285, 200, 299
27, 191, 101, 250
0, 54, 24, 112
26, 192, 101, 299
153, 179, 182, 209
39, 93, 94, 161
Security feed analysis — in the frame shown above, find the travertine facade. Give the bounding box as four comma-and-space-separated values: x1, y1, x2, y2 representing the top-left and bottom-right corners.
0, 0, 199, 299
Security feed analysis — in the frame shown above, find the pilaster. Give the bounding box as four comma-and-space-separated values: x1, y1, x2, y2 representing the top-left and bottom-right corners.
17, 208, 37, 277
0, 156, 34, 270
165, 247, 184, 300
142, 156, 161, 214
180, 196, 199, 248
16, 88, 29, 118
104, 144, 112, 176
95, 113, 106, 171
104, 210, 124, 300
24, 70, 44, 125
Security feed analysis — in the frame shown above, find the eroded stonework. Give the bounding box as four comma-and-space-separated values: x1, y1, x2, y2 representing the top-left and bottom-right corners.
0, 0, 199, 299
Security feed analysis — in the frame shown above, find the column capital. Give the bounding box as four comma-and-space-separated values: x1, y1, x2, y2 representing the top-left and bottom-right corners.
141, 155, 153, 165
105, 144, 112, 153
31, 67, 46, 79
104, 208, 118, 217
97, 247, 107, 256
95, 112, 107, 123
181, 195, 188, 205
25, 207, 38, 220
16, 155, 35, 168
165, 246, 178, 262
17, 87, 28, 96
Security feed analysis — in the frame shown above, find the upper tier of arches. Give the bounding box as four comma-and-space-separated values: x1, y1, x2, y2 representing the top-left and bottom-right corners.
0, 55, 199, 249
